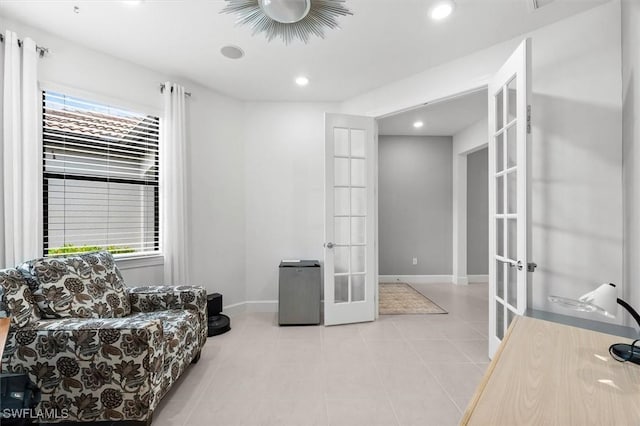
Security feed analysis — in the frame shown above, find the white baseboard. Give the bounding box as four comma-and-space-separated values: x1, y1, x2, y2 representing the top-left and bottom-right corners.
245, 300, 279, 312
379, 275, 454, 284
222, 300, 279, 314
468, 274, 489, 283
222, 301, 247, 316
453, 276, 469, 285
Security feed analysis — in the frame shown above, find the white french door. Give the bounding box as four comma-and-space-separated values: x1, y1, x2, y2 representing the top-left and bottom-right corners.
324, 113, 376, 326
488, 39, 532, 357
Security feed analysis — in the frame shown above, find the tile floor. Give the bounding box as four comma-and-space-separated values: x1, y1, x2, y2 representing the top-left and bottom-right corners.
154, 282, 489, 426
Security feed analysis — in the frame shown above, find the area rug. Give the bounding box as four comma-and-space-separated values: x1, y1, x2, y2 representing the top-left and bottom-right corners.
379, 282, 447, 315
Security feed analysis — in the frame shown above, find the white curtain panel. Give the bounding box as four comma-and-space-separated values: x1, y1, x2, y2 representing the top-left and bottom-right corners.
1, 31, 40, 268
161, 82, 190, 284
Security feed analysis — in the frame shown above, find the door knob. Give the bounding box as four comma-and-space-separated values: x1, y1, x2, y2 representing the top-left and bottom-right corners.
325, 242, 335, 249
506, 260, 523, 270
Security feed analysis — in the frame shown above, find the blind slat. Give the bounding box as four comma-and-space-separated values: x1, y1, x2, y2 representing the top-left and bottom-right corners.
44, 131, 159, 154
42, 109, 160, 133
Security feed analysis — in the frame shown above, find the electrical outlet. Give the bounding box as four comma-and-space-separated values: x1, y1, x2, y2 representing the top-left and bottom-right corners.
412, 257, 418, 265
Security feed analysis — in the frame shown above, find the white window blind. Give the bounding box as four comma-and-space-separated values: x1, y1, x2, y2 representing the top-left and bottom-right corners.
43, 91, 160, 257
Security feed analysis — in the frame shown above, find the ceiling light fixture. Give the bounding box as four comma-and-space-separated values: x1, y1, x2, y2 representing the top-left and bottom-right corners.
221, 0, 353, 44
221, 45, 245, 59
430, 0, 455, 20
295, 76, 309, 86
413, 121, 424, 128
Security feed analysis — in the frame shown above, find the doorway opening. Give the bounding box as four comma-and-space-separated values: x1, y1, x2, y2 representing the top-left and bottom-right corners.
375, 88, 489, 316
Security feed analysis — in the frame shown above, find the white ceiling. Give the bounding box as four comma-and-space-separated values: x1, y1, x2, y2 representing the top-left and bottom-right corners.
0, 0, 608, 102
378, 88, 487, 136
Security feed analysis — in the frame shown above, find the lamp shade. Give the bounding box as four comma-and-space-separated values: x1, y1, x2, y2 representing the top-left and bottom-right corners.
549, 283, 618, 319
579, 283, 618, 318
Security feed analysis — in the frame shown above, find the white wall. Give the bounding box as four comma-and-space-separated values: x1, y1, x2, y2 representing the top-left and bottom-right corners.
622, 0, 640, 316
342, 1, 624, 322
243, 102, 337, 303
0, 17, 246, 305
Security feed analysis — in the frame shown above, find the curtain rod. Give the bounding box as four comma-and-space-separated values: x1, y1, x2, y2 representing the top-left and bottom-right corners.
0, 33, 50, 58
159, 83, 192, 97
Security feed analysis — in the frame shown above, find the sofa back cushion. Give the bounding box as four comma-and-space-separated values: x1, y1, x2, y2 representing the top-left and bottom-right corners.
0, 268, 41, 327
27, 251, 131, 319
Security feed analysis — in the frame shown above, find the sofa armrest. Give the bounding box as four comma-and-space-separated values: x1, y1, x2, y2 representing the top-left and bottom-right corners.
128, 285, 207, 315
128, 285, 208, 350
1, 317, 163, 423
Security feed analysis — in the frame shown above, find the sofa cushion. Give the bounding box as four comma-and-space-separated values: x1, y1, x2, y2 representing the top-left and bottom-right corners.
28, 251, 131, 319
0, 268, 41, 327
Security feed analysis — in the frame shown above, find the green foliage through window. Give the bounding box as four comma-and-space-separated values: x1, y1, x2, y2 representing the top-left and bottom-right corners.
48, 244, 135, 257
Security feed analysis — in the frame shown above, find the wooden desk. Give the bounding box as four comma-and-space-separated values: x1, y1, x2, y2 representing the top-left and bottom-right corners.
462, 316, 640, 425
0, 317, 9, 366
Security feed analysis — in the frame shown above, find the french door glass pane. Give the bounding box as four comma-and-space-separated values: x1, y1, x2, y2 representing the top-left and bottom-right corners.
335, 188, 349, 216
507, 77, 517, 123
351, 129, 365, 157
496, 133, 504, 173
508, 265, 517, 307
334, 158, 349, 186
352, 275, 365, 302
496, 176, 504, 214
334, 247, 349, 273
351, 188, 366, 215
351, 158, 366, 186
334, 217, 350, 245
351, 217, 365, 244
496, 301, 505, 339
496, 218, 504, 257
335, 275, 349, 303
507, 219, 517, 261
496, 89, 504, 130
334, 128, 349, 156
507, 124, 517, 168
496, 260, 504, 299
351, 246, 365, 273
507, 172, 517, 214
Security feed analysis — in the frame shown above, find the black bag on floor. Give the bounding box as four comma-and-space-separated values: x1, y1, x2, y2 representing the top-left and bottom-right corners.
0, 373, 41, 425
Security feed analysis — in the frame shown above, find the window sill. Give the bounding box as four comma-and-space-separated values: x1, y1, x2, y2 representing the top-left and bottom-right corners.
115, 254, 164, 270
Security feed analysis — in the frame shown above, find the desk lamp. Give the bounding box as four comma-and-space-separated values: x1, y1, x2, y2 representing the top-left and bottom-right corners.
549, 283, 640, 365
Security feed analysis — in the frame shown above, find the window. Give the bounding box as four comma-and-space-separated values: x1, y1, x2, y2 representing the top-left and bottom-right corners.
42, 91, 159, 257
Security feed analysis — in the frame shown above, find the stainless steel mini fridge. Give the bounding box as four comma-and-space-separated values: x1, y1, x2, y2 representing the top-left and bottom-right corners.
278, 260, 321, 325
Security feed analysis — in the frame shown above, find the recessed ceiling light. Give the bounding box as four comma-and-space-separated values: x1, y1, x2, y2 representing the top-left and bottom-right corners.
430, 0, 455, 20
220, 45, 245, 59
413, 121, 424, 128
295, 76, 309, 86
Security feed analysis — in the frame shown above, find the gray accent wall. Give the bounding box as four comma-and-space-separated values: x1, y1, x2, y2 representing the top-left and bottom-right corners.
379, 135, 452, 275
466, 148, 489, 275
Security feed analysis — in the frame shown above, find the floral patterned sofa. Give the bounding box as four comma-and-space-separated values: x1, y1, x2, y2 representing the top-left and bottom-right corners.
0, 251, 207, 425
